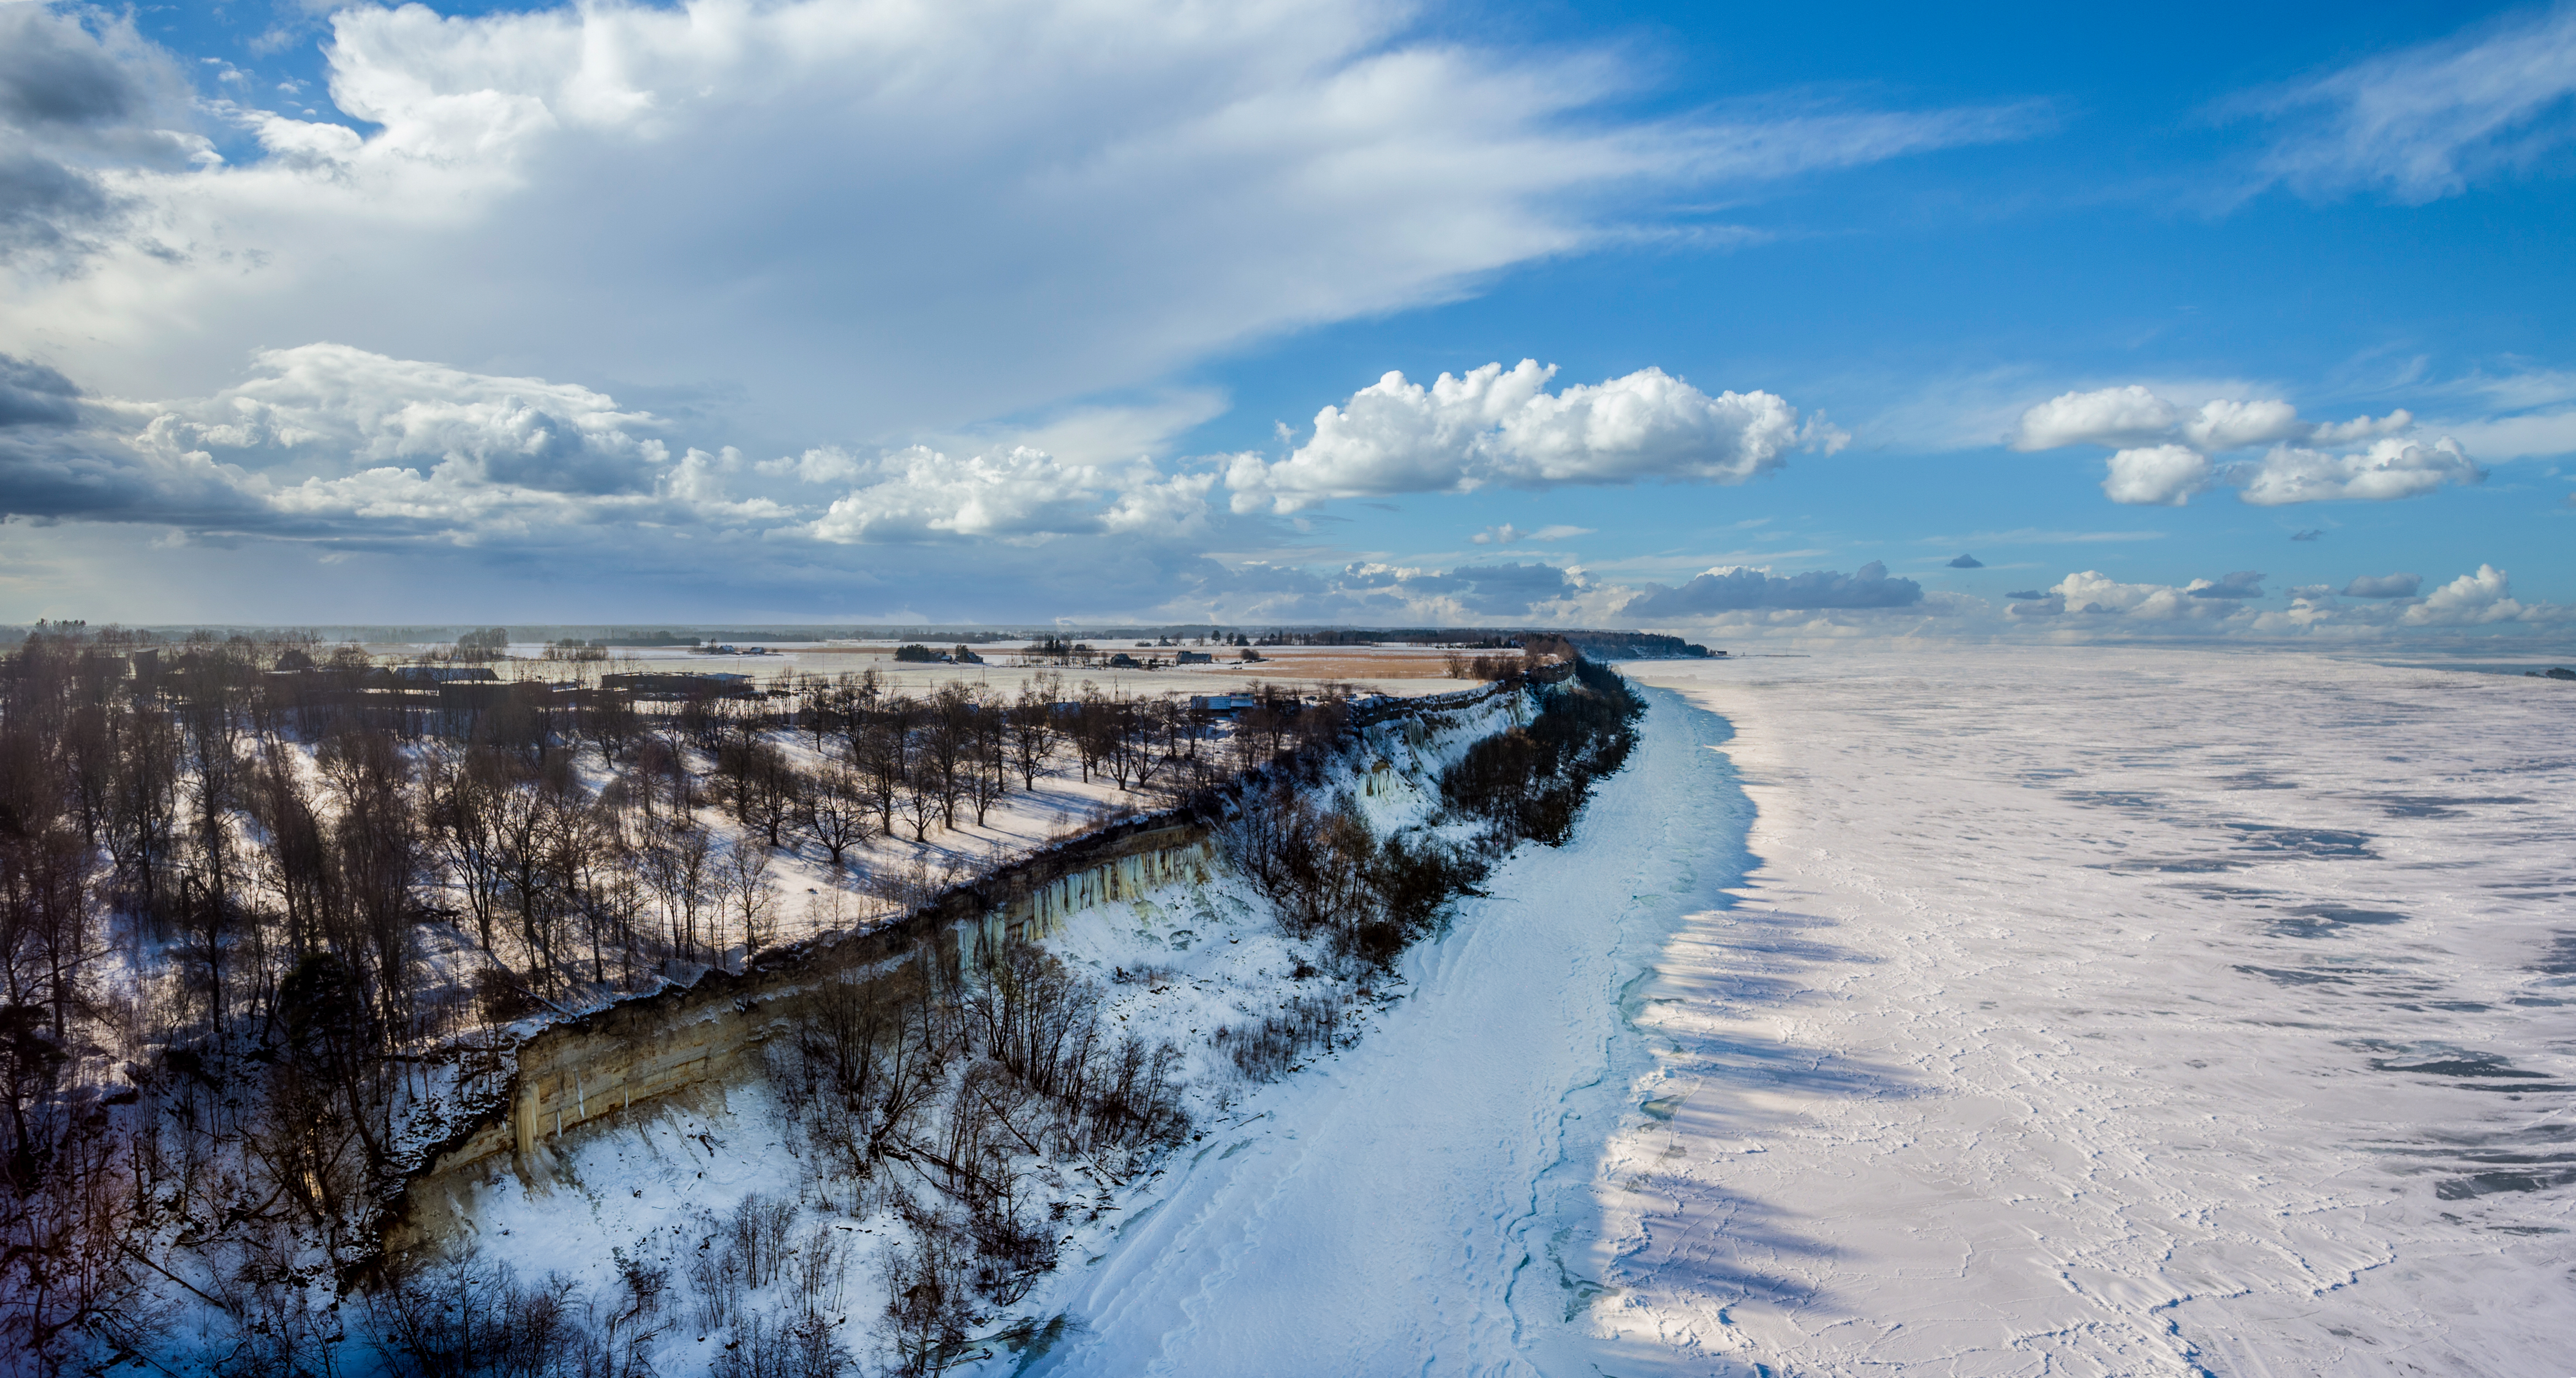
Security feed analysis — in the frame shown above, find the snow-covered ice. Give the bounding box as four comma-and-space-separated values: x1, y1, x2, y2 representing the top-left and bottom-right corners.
1603, 647, 2576, 1376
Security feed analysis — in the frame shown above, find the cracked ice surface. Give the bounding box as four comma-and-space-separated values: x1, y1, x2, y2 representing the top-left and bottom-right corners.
1607, 648, 2576, 1376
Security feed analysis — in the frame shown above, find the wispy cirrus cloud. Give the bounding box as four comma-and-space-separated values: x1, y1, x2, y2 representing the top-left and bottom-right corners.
2239, 3, 2576, 204
1471, 523, 1594, 545
1920, 527, 2168, 545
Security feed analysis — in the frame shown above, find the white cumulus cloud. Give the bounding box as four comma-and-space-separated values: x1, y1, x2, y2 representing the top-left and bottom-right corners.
1225, 360, 1841, 514
2014, 385, 2409, 455
1988, 562, 2567, 636
2013, 385, 2180, 450
2237, 435, 2481, 505
0, 344, 878, 540
2181, 397, 2311, 451
2397, 564, 2567, 626
2014, 384, 2474, 507
135, 343, 670, 496
2007, 570, 2260, 623
808, 446, 1212, 544
2100, 444, 2214, 506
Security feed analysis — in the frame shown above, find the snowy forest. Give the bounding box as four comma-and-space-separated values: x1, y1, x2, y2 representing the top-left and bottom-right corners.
0, 625, 1641, 1376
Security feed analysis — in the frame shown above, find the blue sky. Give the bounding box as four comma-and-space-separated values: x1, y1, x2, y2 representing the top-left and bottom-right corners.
2, 0, 2572, 641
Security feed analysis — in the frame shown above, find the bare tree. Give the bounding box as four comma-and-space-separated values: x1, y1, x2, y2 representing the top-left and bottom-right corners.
719, 837, 779, 965
882, 1227, 973, 1377
641, 823, 716, 966
319, 723, 420, 1028
747, 746, 803, 849
488, 774, 556, 977
794, 672, 837, 752
802, 765, 872, 867
1097, 693, 1145, 791
925, 687, 971, 829
1007, 682, 1058, 790
965, 715, 1009, 828
636, 732, 694, 821
856, 720, 908, 834
899, 750, 942, 844
423, 746, 508, 953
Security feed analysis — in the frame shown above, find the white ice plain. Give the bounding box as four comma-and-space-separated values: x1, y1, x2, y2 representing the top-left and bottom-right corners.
1022, 647, 2574, 1376
1603, 648, 2575, 1377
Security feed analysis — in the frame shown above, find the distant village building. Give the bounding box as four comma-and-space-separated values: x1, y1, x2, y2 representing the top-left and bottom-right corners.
1173, 650, 1212, 664
1189, 693, 1258, 715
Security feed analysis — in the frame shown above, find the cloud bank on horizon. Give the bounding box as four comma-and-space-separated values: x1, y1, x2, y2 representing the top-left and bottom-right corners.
0, 0, 2571, 641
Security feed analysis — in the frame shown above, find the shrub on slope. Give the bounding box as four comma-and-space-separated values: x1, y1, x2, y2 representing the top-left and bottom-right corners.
1440, 657, 1645, 845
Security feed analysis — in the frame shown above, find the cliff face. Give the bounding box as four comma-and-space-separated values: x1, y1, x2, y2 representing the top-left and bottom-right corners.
382, 816, 1225, 1253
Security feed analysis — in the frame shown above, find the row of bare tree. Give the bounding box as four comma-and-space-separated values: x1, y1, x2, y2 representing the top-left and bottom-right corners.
0, 623, 1372, 1374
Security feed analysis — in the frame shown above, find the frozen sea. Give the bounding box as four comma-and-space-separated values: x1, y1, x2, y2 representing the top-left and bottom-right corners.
1012, 646, 2576, 1376
1605, 648, 2576, 1376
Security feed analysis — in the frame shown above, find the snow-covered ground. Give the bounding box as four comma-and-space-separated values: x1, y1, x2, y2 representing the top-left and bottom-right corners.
1601, 647, 2576, 1376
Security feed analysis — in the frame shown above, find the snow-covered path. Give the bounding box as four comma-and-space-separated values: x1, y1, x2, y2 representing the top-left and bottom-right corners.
1611, 649, 2576, 1376
1013, 679, 1751, 1375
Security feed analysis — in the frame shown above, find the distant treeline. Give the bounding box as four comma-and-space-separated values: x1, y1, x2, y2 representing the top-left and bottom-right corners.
6, 622, 1715, 657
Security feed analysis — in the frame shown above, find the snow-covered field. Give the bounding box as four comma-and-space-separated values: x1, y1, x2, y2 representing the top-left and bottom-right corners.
1601, 648, 2576, 1376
